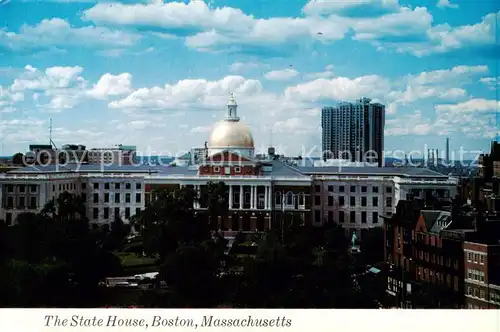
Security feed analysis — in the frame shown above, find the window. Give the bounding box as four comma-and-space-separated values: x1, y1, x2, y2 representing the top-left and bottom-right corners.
93, 208, 99, 219
30, 185, 37, 193
315, 185, 321, 193
224, 167, 231, 175
125, 183, 131, 190
275, 192, 282, 206
81, 183, 86, 190
386, 186, 392, 194
328, 211, 333, 223
93, 193, 99, 203
361, 197, 367, 206
328, 196, 334, 206
298, 193, 305, 206
115, 183, 120, 190
125, 193, 131, 203
328, 185, 334, 192
94, 183, 99, 189
104, 183, 110, 190
104, 193, 109, 203
372, 197, 378, 207
115, 194, 120, 203
339, 185, 345, 193
213, 166, 220, 173
103, 208, 109, 219
467, 287, 473, 296
350, 186, 356, 193
372, 186, 379, 193
386, 197, 392, 207
136, 208, 141, 216
361, 211, 367, 223
314, 210, 321, 223
7, 185, 13, 193
480, 255, 485, 265
314, 196, 321, 206
339, 211, 344, 223
235, 167, 241, 173
480, 290, 485, 299
125, 208, 130, 219
136, 183, 142, 190
286, 192, 293, 205
30, 197, 37, 208
350, 196, 355, 206
339, 196, 345, 206
361, 186, 367, 193
114, 207, 120, 218
7, 197, 13, 208
136, 193, 141, 203
350, 211, 356, 223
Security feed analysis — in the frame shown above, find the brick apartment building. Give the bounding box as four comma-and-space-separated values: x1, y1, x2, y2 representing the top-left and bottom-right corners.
384, 198, 475, 308
463, 221, 500, 309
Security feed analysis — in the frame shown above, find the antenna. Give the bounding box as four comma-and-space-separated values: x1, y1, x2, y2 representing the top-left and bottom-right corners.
49, 118, 57, 149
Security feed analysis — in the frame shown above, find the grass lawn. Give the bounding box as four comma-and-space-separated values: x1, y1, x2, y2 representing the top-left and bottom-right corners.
116, 252, 157, 269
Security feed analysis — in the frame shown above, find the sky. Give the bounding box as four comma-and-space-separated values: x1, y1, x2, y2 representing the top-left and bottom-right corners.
0, 0, 499, 159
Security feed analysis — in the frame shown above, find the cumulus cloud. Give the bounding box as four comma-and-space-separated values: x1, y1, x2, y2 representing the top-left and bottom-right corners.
436, 0, 459, 9
80, 1, 500, 58
0, 18, 140, 54
264, 68, 299, 81
87, 73, 133, 100
229, 62, 265, 73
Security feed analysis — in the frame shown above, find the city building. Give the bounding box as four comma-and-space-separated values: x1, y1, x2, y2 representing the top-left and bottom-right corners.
88, 144, 137, 165
463, 221, 500, 309
384, 199, 471, 308
321, 97, 385, 166
0, 96, 457, 236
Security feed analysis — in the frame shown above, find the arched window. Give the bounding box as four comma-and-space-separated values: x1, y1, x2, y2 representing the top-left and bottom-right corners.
286, 191, 294, 206
298, 192, 305, 206
275, 192, 282, 206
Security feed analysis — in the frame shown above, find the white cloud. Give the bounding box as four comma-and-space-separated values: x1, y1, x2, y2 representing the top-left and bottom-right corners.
190, 126, 212, 133
436, 0, 459, 9
81, 0, 498, 58
304, 65, 335, 80
0, 18, 140, 53
435, 98, 500, 113
479, 76, 498, 90
9, 65, 87, 111
284, 75, 392, 102
229, 62, 265, 73
385, 110, 432, 136
303, 0, 401, 16
0, 85, 24, 110
393, 65, 488, 104
264, 68, 299, 81
87, 73, 133, 100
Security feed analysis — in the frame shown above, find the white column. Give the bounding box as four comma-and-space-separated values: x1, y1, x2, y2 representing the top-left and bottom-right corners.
264, 186, 268, 210
239, 185, 243, 209
250, 186, 254, 209
195, 185, 200, 209
228, 185, 233, 209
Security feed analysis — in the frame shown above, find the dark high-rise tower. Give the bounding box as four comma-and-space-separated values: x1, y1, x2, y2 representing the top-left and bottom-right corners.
321, 97, 385, 166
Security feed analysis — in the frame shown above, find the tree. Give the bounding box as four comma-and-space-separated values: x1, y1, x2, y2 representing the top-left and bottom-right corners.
359, 227, 385, 265
0, 192, 122, 307
103, 215, 130, 251
204, 181, 229, 231
11, 152, 25, 166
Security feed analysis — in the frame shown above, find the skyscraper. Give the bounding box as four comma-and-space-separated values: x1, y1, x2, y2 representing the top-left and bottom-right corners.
321, 98, 385, 166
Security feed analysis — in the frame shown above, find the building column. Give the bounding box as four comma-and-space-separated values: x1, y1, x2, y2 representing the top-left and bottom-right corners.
264, 186, 268, 210
228, 185, 233, 209
239, 185, 243, 209
250, 186, 254, 209
255, 185, 259, 209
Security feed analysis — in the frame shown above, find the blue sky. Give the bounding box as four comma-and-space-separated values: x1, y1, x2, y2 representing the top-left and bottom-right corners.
0, 0, 498, 159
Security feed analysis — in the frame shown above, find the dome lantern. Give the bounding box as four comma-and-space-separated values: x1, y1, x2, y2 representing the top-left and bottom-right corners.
207, 93, 254, 158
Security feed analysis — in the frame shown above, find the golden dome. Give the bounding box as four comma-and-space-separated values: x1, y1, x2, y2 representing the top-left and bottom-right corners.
208, 120, 254, 149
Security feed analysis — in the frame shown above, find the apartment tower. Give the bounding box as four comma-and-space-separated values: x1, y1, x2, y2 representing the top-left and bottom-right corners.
321, 97, 385, 166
